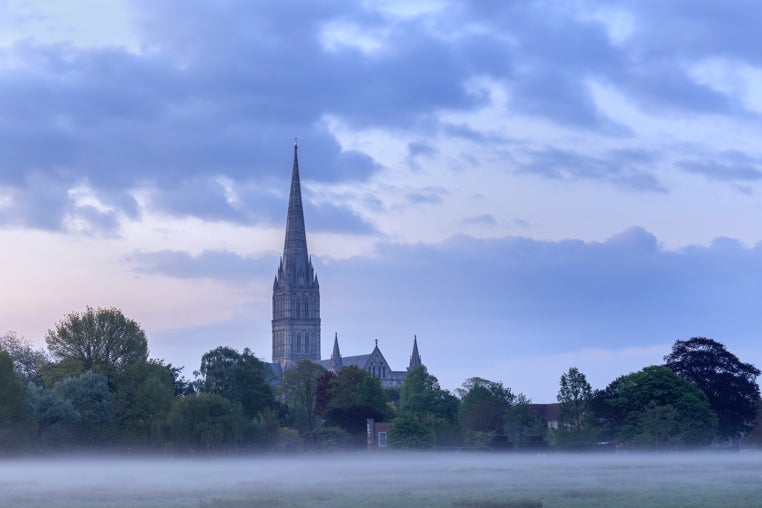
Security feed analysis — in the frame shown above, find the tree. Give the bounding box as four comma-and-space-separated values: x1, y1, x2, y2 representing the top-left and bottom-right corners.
594, 366, 718, 448
664, 337, 760, 441
388, 411, 433, 449
0, 332, 48, 385
112, 360, 175, 444
22, 383, 79, 447
399, 365, 460, 446
457, 377, 519, 449
554, 367, 595, 448
0, 351, 24, 428
319, 366, 389, 437
504, 395, 547, 449
45, 307, 148, 383
157, 393, 245, 451
195, 346, 275, 419
54, 371, 115, 444
281, 360, 326, 433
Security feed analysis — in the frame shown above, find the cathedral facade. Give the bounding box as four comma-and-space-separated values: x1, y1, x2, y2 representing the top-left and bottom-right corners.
271, 143, 420, 387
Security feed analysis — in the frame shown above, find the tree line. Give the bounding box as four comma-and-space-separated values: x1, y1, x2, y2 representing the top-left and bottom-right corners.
1, 307, 760, 453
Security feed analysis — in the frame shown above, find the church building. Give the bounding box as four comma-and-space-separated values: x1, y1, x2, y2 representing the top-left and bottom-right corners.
270, 142, 421, 387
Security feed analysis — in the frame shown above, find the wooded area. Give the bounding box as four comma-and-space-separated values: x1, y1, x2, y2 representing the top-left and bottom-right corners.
1, 307, 760, 453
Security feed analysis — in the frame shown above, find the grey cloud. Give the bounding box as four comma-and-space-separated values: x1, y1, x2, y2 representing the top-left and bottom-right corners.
461, 214, 497, 226
3, 0, 762, 230
319, 227, 762, 356
129, 250, 272, 282
677, 158, 762, 183
520, 148, 666, 192
304, 201, 377, 235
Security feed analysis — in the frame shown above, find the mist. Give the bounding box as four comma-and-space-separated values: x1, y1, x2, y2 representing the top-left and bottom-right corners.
1, 451, 761, 507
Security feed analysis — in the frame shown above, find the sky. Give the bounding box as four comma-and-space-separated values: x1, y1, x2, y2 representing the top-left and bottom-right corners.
2, 0, 762, 402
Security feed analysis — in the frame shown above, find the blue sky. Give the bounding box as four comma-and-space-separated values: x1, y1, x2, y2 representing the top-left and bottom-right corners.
2, 0, 762, 401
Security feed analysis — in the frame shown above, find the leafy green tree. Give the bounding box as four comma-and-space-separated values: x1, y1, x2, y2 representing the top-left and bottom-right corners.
195, 346, 275, 419
0, 350, 27, 450
319, 366, 389, 437
22, 384, 79, 447
315, 370, 337, 416
457, 377, 519, 448
157, 393, 245, 451
595, 366, 718, 448
54, 371, 115, 444
554, 367, 595, 448
45, 307, 148, 384
399, 365, 460, 446
504, 394, 547, 449
664, 337, 760, 441
281, 360, 326, 433
0, 332, 48, 385
0, 351, 24, 425
112, 360, 175, 444
388, 411, 434, 449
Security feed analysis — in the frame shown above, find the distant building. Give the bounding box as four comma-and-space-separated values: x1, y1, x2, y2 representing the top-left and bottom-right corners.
270, 142, 420, 387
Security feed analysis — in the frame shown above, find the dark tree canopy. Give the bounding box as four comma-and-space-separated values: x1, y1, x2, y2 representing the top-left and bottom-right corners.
112, 360, 175, 444
0, 351, 24, 425
196, 346, 275, 419
555, 367, 595, 448
388, 411, 433, 449
664, 337, 760, 440
45, 307, 149, 381
319, 366, 389, 436
398, 365, 460, 447
157, 393, 245, 451
0, 332, 48, 385
400, 365, 459, 423
595, 366, 718, 447
54, 371, 115, 443
457, 377, 520, 448
281, 360, 326, 433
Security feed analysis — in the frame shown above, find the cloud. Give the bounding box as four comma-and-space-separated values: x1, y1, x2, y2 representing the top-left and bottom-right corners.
4, 0, 762, 233
319, 227, 762, 358
676, 151, 762, 183
520, 148, 666, 192
461, 214, 497, 227
129, 250, 272, 283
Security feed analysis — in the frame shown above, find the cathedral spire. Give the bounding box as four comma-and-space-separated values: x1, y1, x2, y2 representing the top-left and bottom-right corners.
330, 332, 342, 371
283, 140, 309, 267
408, 335, 422, 370
272, 141, 321, 369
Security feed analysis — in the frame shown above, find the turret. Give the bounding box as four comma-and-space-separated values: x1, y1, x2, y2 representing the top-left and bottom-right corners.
408, 335, 422, 370
330, 332, 342, 371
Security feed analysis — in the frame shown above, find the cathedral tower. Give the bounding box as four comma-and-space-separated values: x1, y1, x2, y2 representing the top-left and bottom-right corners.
272, 142, 321, 370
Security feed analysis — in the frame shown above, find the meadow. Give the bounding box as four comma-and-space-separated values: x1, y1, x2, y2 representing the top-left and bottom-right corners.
1, 451, 761, 507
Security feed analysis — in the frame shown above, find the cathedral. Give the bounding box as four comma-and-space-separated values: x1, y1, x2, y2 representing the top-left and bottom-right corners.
270, 142, 421, 388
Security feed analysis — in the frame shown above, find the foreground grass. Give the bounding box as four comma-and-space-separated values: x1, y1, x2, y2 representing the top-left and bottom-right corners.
1, 451, 761, 507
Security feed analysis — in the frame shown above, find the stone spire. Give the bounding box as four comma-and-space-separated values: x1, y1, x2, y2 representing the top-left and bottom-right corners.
272, 141, 321, 369
281, 141, 310, 283
408, 335, 422, 370
330, 332, 342, 371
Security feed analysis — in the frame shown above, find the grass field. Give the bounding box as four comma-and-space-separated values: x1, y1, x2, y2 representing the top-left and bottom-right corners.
1, 451, 761, 507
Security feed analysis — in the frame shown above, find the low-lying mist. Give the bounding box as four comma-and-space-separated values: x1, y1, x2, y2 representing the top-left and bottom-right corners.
1, 450, 761, 507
